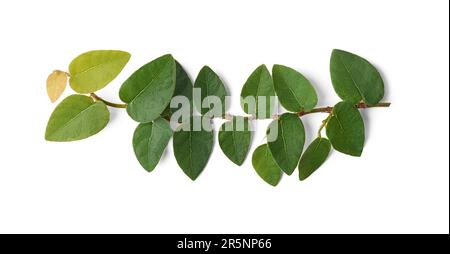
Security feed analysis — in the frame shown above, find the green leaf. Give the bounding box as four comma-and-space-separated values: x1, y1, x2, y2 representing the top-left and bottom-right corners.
193, 66, 228, 116
240, 64, 275, 119
45, 95, 109, 141
69, 50, 130, 93
132, 118, 173, 172
272, 64, 317, 112
218, 116, 252, 166
252, 144, 282, 186
330, 49, 384, 105
119, 54, 176, 123
298, 138, 331, 181
326, 101, 365, 156
267, 113, 305, 175
173, 116, 214, 180
161, 61, 193, 118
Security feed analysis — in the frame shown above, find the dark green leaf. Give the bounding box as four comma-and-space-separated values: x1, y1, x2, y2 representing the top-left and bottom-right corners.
330, 49, 384, 105
326, 101, 365, 156
240, 64, 275, 119
218, 116, 252, 165
45, 95, 109, 141
161, 61, 193, 118
69, 50, 130, 93
267, 113, 305, 175
132, 118, 173, 172
272, 64, 317, 112
173, 116, 214, 180
298, 138, 331, 181
193, 66, 228, 116
252, 144, 282, 186
119, 54, 176, 123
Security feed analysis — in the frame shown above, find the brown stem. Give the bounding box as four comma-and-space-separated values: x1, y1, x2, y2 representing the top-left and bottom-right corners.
90, 93, 127, 108
89, 92, 391, 118
297, 102, 391, 116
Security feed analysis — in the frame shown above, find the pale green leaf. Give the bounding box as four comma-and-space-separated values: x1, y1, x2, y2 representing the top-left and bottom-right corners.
45, 95, 109, 141
69, 50, 130, 93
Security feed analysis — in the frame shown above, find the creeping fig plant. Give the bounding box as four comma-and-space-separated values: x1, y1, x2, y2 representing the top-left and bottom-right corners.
45, 49, 390, 185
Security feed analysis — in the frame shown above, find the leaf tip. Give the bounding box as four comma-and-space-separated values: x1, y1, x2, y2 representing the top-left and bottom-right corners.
188, 174, 199, 181
284, 170, 295, 176
268, 181, 280, 187
257, 63, 268, 70
200, 65, 213, 73
44, 133, 51, 141
331, 48, 345, 55
233, 159, 245, 166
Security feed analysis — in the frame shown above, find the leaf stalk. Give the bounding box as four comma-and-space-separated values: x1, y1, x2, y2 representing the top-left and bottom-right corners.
90, 93, 127, 108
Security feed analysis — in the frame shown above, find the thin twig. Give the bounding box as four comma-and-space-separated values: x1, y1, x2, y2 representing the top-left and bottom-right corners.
298, 102, 391, 116
89, 92, 391, 118
90, 93, 127, 108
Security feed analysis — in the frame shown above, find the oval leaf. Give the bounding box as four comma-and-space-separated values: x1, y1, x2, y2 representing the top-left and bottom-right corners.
240, 64, 275, 119
46, 70, 68, 102
119, 54, 176, 123
133, 118, 173, 172
326, 101, 365, 156
45, 95, 109, 141
173, 116, 214, 180
330, 49, 384, 105
69, 50, 130, 93
218, 116, 252, 166
252, 144, 282, 186
193, 66, 228, 116
272, 64, 318, 112
267, 113, 305, 175
298, 138, 331, 181
161, 61, 193, 118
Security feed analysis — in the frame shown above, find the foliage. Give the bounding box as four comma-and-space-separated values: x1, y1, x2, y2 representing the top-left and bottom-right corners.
45, 49, 388, 185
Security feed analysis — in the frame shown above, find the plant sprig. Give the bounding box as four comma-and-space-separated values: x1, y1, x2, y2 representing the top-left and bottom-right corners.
45, 49, 391, 186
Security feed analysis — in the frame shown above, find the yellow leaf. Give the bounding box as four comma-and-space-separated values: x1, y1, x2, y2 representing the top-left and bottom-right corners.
46, 70, 68, 103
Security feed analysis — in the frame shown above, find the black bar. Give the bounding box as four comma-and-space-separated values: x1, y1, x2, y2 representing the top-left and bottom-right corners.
0, 234, 448, 252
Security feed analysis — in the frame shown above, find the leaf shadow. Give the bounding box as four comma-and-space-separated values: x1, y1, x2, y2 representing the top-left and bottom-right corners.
321, 148, 335, 173
301, 115, 316, 147
159, 139, 172, 163
360, 109, 372, 147
108, 108, 121, 124
305, 74, 329, 106
373, 63, 391, 102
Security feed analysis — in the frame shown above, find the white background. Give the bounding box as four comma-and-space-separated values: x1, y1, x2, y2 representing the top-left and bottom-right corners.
0, 0, 448, 234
